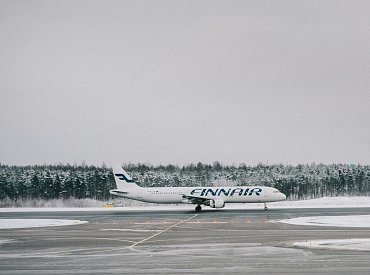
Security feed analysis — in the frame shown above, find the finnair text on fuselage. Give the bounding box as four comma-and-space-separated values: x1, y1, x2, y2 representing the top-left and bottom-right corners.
190, 187, 262, 197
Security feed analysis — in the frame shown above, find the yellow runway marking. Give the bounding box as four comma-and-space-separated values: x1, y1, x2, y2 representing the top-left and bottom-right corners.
130, 214, 199, 251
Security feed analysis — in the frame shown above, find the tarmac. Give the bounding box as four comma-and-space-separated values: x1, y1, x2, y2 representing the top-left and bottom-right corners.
1, 207, 370, 274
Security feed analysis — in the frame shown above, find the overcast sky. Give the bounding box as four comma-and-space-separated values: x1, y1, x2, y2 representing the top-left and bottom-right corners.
1, 0, 369, 166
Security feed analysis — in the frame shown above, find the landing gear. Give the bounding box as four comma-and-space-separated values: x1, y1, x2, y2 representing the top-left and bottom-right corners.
195, 205, 202, 212
264, 203, 268, 211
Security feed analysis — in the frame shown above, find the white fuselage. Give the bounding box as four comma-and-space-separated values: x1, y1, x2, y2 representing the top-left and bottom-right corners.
110, 186, 286, 204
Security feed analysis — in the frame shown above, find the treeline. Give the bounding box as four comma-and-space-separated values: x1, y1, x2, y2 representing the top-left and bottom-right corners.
0, 164, 113, 201
1, 162, 370, 202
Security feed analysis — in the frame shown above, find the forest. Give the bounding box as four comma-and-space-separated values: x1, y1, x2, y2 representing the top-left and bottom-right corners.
1, 162, 370, 206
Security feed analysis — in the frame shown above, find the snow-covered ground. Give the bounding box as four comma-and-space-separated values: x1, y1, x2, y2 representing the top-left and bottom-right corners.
278, 215, 370, 228
269, 196, 370, 209
0, 196, 370, 212
0, 219, 88, 229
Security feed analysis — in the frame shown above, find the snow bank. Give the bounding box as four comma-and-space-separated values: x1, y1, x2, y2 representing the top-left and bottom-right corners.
0, 219, 88, 229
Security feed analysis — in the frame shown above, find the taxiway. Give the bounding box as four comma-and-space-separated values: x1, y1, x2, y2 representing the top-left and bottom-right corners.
1, 207, 370, 274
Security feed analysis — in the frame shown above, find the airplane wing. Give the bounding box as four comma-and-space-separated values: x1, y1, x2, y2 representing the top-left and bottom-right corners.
181, 194, 210, 205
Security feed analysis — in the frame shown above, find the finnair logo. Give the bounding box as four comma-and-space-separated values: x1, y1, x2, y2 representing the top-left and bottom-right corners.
114, 173, 135, 183
190, 187, 262, 197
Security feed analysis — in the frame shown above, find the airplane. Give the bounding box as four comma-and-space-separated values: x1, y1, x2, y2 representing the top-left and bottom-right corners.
109, 165, 286, 211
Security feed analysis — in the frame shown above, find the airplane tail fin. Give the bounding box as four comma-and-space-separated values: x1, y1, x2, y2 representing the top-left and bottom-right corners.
112, 165, 140, 190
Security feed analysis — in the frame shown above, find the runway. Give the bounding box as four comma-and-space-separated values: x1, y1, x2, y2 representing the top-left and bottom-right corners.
1, 207, 370, 274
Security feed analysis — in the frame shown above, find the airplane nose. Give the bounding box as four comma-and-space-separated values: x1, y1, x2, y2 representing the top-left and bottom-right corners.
280, 192, 286, 200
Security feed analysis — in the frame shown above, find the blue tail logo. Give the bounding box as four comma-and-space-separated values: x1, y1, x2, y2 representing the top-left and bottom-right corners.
114, 173, 135, 183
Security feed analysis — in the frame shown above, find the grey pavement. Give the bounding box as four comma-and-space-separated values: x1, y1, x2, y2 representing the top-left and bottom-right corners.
1, 207, 370, 274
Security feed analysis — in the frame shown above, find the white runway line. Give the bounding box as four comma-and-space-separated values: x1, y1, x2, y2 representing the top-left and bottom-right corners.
129, 214, 199, 251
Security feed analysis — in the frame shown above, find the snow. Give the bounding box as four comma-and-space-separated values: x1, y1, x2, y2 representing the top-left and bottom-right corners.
0, 219, 88, 229
267, 196, 369, 209
278, 213, 370, 251
266, 196, 370, 209
293, 239, 370, 251
278, 215, 370, 228
1, 196, 370, 212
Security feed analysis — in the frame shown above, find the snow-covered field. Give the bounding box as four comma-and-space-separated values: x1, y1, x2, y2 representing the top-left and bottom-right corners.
0, 196, 370, 212
270, 196, 370, 208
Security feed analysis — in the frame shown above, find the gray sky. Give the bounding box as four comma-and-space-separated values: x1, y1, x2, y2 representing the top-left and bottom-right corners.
1, 0, 370, 166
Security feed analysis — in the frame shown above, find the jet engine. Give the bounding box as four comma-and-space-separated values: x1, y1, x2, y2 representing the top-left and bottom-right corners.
209, 199, 225, 208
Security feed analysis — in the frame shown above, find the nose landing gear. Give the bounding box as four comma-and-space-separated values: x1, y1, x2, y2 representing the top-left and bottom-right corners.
264, 203, 268, 211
